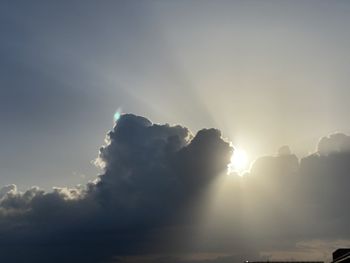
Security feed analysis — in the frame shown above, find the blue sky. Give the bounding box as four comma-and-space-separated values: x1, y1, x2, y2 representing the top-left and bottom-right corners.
2, 1, 350, 262
3, 1, 350, 189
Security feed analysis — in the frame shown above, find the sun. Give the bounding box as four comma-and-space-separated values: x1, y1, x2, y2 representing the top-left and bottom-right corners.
228, 147, 249, 175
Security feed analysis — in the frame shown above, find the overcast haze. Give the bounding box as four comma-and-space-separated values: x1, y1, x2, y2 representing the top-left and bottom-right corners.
1, 1, 350, 263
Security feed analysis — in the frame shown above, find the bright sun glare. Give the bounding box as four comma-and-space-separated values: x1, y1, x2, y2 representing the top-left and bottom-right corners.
228, 148, 249, 175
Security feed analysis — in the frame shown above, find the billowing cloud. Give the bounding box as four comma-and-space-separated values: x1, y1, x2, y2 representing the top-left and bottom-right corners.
317, 133, 350, 155
1, 116, 350, 263
0, 114, 232, 262
242, 139, 350, 259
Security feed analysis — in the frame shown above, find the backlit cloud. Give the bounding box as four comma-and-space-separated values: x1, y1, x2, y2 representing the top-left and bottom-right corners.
0, 114, 232, 262
0, 117, 349, 263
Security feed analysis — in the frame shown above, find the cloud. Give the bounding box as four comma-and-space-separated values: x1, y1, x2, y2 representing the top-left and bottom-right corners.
0, 184, 17, 199
233, 140, 350, 255
317, 133, 350, 155
249, 145, 299, 179
0, 114, 232, 262
1, 116, 350, 263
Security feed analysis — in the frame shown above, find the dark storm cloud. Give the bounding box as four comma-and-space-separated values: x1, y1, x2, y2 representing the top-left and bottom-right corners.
0, 114, 232, 263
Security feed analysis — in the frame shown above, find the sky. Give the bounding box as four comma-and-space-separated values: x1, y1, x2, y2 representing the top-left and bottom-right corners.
1, 1, 350, 263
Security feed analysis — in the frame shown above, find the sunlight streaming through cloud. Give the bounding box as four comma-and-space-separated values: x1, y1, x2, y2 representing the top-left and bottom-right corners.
228, 147, 249, 175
